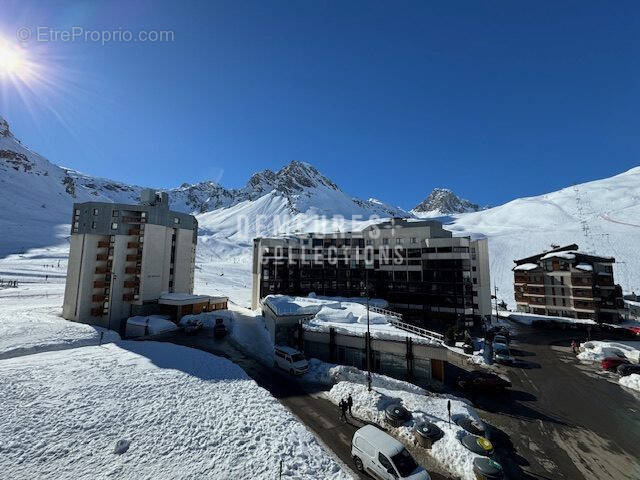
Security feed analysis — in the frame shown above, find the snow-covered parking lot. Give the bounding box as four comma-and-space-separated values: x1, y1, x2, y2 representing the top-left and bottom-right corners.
0, 341, 351, 480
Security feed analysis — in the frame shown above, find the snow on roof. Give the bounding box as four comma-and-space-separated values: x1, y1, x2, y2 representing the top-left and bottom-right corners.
514, 263, 539, 271
264, 295, 333, 316
275, 345, 303, 355
158, 293, 223, 305
575, 263, 593, 272
540, 251, 576, 261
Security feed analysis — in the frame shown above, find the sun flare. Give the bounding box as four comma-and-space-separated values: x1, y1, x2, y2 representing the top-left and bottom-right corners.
0, 39, 30, 78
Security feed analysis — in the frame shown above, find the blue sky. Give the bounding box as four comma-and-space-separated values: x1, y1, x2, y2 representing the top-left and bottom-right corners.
1, 0, 638, 209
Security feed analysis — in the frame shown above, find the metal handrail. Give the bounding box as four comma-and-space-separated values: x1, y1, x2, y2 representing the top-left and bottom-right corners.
367, 305, 444, 342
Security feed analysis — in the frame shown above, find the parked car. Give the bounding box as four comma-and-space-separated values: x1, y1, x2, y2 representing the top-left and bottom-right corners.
486, 326, 510, 341
493, 335, 509, 347
274, 345, 309, 375
457, 370, 511, 393
181, 317, 203, 334
601, 357, 631, 371
617, 364, 640, 377
493, 347, 514, 365
213, 318, 227, 339
352, 425, 430, 480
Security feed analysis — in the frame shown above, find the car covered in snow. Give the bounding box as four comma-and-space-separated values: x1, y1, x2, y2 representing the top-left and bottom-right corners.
457, 370, 511, 393
617, 364, 640, 377
352, 425, 430, 480
601, 356, 631, 371
181, 317, 204, 334
274, 345, 309, 375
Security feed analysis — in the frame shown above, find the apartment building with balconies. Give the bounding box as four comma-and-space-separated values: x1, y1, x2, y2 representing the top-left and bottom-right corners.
513, 244, 623, 323
251, 218, 491, 330
62, 189, 197, 330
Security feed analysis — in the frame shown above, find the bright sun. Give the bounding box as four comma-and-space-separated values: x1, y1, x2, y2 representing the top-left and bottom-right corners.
0, 39, 29, 77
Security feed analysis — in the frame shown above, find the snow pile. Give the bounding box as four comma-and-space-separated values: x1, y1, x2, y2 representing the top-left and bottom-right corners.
305, 360, 483, 480
125, 315, 178, 337
619, 374, 640, 393
577, 340, 640, 363
575, 263, 594, 272
500, 310, 597, 326
0, 342, 351, 480
540, 251, 577, 261
0, 297, 119, 360
180, 309, 236, 329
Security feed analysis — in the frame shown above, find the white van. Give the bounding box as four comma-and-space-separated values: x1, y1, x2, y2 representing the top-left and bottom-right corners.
274, 345, 309, 375
352, 425, 430, 480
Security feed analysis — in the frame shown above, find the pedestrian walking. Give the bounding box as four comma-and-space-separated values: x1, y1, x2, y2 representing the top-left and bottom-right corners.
339, 399, 348, 422
347, 394, 353, 416
571, 339, 578, 355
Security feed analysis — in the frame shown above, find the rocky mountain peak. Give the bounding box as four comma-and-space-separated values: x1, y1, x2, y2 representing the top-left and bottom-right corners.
413, 188, 481, 214
274, 160, 339, 194
0, 116, 12, 138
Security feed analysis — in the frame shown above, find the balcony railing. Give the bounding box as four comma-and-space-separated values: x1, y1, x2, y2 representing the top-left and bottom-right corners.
123, 294, 134, 302
93, 281, 108, 288
96, 254, 109, 261
126, 254, 141, 262
97, 241, 110, 248
122, 216, 142, 224
95, 267, 110, 274
127, 242, 141, 249
125, 267, 140, 274
123, 280, 139, 288
128, 229, 141, 235
91, 308, 104, 317
92, 294, 106, 302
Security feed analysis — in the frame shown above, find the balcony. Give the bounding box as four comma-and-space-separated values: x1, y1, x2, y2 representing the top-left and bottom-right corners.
126, 254, 141, 262
91, 307, 104, 317
93, 281, 108, 288
92, 294, 106, 302
123, 280, 139, 288
96, 254, 109, 261
127, 242, 141, 249
122, 294, 134, 302
95, 267, 110, 274
122, 216, 142, 224
125, 267, 140, 274
128, 229, 141, 235
97, 241, 110, 248
571, 276, 592, 287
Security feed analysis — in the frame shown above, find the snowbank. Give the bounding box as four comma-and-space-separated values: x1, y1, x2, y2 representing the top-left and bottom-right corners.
0, 342, 351, 480
0, 302, 119, 360
513, 263, 538, 271
619, 374, 640, 393
304, 360, 483, 480
577, 340, 640, 363
500, 310, 597, 326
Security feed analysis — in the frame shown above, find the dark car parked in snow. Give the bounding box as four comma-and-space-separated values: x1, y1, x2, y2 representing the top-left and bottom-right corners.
601, 357, 630, 371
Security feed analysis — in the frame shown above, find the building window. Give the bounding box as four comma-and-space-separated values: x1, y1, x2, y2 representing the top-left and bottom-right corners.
112, 210, 119, 217
91, 221, 96, 229
75, 209, 80, 215
111, 222, 118, 230
174, 217, 180, 224
410, 237, 417, 244
141, 212, 146, 218
365, 239, 372, 246
74, 221, 79, 229
383, 238, 389, 245
93, 208, 99, 215
396, 238, 404, 245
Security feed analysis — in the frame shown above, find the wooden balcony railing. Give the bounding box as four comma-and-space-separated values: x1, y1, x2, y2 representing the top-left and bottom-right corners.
128, 229, 141, 235
95, 267, 110, 274
97, 241, 110, 248
93, 281, 108, 288
92, 294, 106, 302
125, 267, 140, 274
127, 242, 141, 249
123, 280, 139, 288
126, 254, 141, 262
122, 294, 134, 302
96, 254, 109, 261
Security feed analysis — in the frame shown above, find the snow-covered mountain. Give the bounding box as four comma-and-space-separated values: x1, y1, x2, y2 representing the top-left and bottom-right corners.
0, 115, 406, 255
2, 114, 639, 309
412, 188, 483, 216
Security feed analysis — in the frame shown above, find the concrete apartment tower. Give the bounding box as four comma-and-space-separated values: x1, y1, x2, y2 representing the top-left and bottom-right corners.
63, 189, 198, 330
